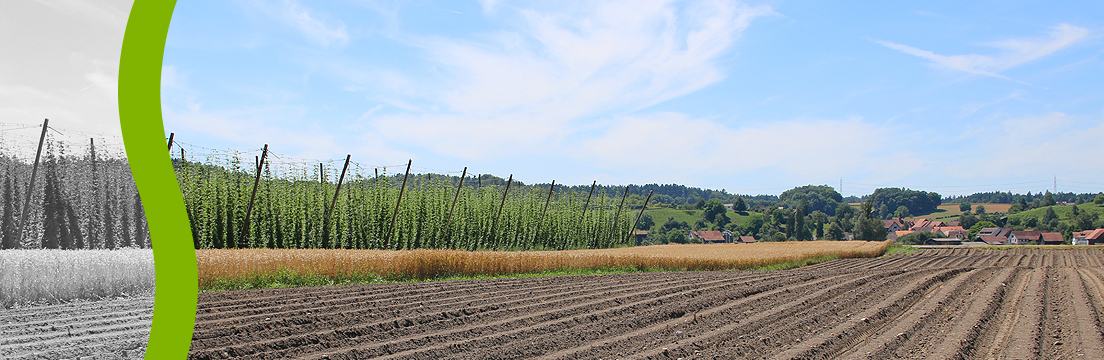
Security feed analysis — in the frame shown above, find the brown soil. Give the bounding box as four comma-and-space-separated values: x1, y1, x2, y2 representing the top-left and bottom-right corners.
188, 248, 1104, 359
1, 297, 152, 359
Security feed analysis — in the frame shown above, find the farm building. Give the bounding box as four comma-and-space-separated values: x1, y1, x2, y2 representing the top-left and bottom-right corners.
1073, 229, 1104, 245
738, 236, 757, 244
633, 231, 648, 246
979, 236, 1006, 245
1041, 232, 1065, 245
689, 231, 727, 244
925, 238, 963, 246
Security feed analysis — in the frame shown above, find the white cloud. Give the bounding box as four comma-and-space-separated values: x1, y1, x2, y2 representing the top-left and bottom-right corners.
578, 113, 898, 180
873, 23, 1090, 78
160, 65, 180, 89
1, 0, 132, 136
370, 0, 777, 160
261, 0, 349, 48
981, 112, 1104, 174
479, 0, 500, 15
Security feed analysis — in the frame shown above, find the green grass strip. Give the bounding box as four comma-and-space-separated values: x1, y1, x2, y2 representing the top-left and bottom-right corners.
199, 254, 845, 292
884, 242, 919, 255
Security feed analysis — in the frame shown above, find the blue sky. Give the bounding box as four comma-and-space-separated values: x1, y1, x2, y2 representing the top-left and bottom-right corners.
159, 0, 1104, 197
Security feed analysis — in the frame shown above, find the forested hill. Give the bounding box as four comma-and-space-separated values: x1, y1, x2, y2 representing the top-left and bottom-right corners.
944, 191, 1101, 204
558, 183, 777, 207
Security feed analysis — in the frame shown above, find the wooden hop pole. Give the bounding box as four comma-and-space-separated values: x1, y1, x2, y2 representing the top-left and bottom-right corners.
322, 155, 351, 248
238, 144, 268, 245
489, 174, 513, 247
384, 160, 412, 247
607, 185, 629, 244
579, 180, 596, 222
626, 190, 653, 245
16, 118, 49, 247
444, 167, 467, 240
534, 180, 556, 243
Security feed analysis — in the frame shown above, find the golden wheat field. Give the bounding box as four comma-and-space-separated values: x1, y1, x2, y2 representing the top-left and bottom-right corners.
0, 249, 156, 308
197, 240, 890, 288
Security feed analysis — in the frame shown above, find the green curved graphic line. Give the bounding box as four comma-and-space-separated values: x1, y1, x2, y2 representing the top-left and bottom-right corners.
118, 1, 191, 359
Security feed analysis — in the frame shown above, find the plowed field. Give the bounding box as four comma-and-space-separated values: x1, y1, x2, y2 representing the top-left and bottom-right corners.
189, 248, 1104, 359
1, 297, 152, 359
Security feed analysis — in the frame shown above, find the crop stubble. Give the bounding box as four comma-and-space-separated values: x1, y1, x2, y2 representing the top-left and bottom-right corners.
189, 248, 1104, 359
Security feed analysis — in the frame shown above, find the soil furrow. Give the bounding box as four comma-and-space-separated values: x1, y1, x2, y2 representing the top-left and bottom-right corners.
925, 267, 1017, 359
192, 272, 688, 337
498, 271, 881, 360
1062, 267, 1104, 357
190, 271, 782, 348
185, 248, 1104, 359
985, 267, 1044, 360
188, 271, 804, 359
827, 267, 986, 359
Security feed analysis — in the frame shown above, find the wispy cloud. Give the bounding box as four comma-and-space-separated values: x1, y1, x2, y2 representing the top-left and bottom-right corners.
370, 0, 777, 160
958, 90, 1024, 117
259, 0, 349, 47
873, 23, 1090, 78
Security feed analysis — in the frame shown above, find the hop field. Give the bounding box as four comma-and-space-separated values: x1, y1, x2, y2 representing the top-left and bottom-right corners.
197, 240, 890, 290
0, 248, 155, 308
174, 148, 641, 252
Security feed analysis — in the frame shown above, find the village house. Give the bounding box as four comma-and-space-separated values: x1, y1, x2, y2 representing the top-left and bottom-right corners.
888, 230, 914, 241
933, 226, 967, 239
883, 220, 906, 233
1009, 230, 1042, 245
909, 218, 944, 229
